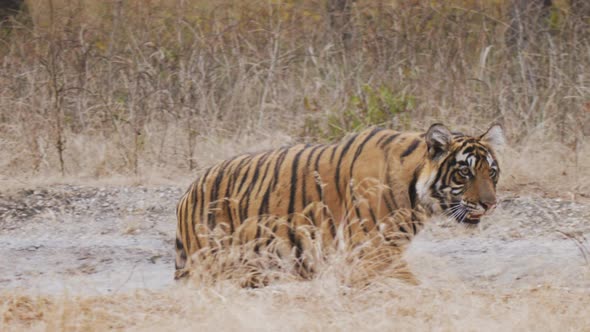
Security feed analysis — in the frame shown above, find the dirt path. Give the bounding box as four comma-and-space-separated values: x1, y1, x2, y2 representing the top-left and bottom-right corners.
1, 185, 589, 295
0, 186, 180, 295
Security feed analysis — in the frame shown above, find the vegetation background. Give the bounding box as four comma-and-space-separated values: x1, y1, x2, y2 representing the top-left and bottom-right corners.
0, 0, 589, 330
0, 0, 588, 193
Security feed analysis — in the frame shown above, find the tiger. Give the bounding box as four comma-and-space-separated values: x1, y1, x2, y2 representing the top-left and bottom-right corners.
175, 123, 505, 284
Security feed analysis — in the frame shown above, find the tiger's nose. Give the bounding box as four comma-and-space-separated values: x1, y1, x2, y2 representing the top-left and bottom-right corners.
480, 200, 496, 211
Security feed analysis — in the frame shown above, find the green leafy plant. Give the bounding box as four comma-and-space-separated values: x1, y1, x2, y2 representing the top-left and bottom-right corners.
324, 85, 415, 140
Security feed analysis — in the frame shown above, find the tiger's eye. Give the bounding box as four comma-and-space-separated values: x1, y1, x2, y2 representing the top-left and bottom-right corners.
458, 166, 471, 177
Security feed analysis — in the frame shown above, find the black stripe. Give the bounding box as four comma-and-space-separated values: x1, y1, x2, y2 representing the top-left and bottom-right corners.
271, 147, 290, 191
385, 167, 399, 209
379, 133, 400, 149
225, 155, 252, 204
189, 185, 200, 240
388, 190, 399, 211
175, 201, 182, 250
329, 219, 337, 238
313, 145, 330, 200
176, 237, 184, 250
383, 190, 396, 215
359, 219, 370, 235
349, 127, 383, 178
288, 227, 302, 260
401, 139, 421, 159
236, 161, 255, 195
178, 199, 191, 254
210, 159, 233, 203
334, 134, 358, 201
240, 152, 271, 221
180, 193, 192, 252
258, 148, 289, 215
329, 144, 339, 164
462, 146, 475, 155
198, 166, 212, 220
185, 185, 204, 248
254, 151, 278, 198
208, 159, 233, 230
349, 183, 360, 223
254, 224, 262, 253
399, 223, 409, 234
368, 206, 377, 231
258, 185, 272, 216
374, 129, 388, 146
246, 153, 272, 195
432, 190, 446, 205
462, 138, 478, 146
251, 158, 274, 215
288, 146, 306, 215
354, 205, 362, 223
408, 166, 421, 208
301, 145, 322, 208
223, 197, 235, 235
410, 218, 417, 235
182, 191, 192, 250
222, 159, 246, 235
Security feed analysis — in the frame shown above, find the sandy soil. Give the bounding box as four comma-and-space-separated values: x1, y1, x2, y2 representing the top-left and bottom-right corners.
0, 185, 181, 295
1, 184, 589, 294
1, 184, 589, 330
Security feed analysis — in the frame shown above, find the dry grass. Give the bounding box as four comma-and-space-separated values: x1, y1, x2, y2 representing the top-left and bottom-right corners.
1, 1, 590, 331
2, 268, 590, 331
0, 0, 587, 189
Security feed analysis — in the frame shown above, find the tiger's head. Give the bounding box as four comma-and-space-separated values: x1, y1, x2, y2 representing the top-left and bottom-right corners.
417, 123, 505, 225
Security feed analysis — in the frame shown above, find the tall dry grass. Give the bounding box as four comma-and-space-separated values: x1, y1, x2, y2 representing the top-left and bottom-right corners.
2, 268, 590, 331
0, 0, 588, 190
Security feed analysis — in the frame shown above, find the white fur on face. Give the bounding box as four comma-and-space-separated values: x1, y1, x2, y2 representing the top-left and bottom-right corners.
416, 170, 437, 207
467, 155, 476, 168
486, 153, 498, 169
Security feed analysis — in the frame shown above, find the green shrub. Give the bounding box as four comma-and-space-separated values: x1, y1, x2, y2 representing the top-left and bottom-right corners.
304, 85, 415, 141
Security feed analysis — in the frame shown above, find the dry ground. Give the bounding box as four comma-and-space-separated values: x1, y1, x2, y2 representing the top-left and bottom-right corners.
1, 1, 589, 330
1, 183, 589, 331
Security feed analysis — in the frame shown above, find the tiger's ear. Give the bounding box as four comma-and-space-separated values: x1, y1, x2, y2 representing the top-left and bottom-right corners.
480, 123, 505, 150
426, 123, 452, 160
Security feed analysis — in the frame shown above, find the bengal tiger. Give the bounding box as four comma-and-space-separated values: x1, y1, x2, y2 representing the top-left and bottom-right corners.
175, 123, 505, 284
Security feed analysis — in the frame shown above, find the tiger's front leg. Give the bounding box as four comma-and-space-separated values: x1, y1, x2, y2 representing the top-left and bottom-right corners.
356, 208, 423, 285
